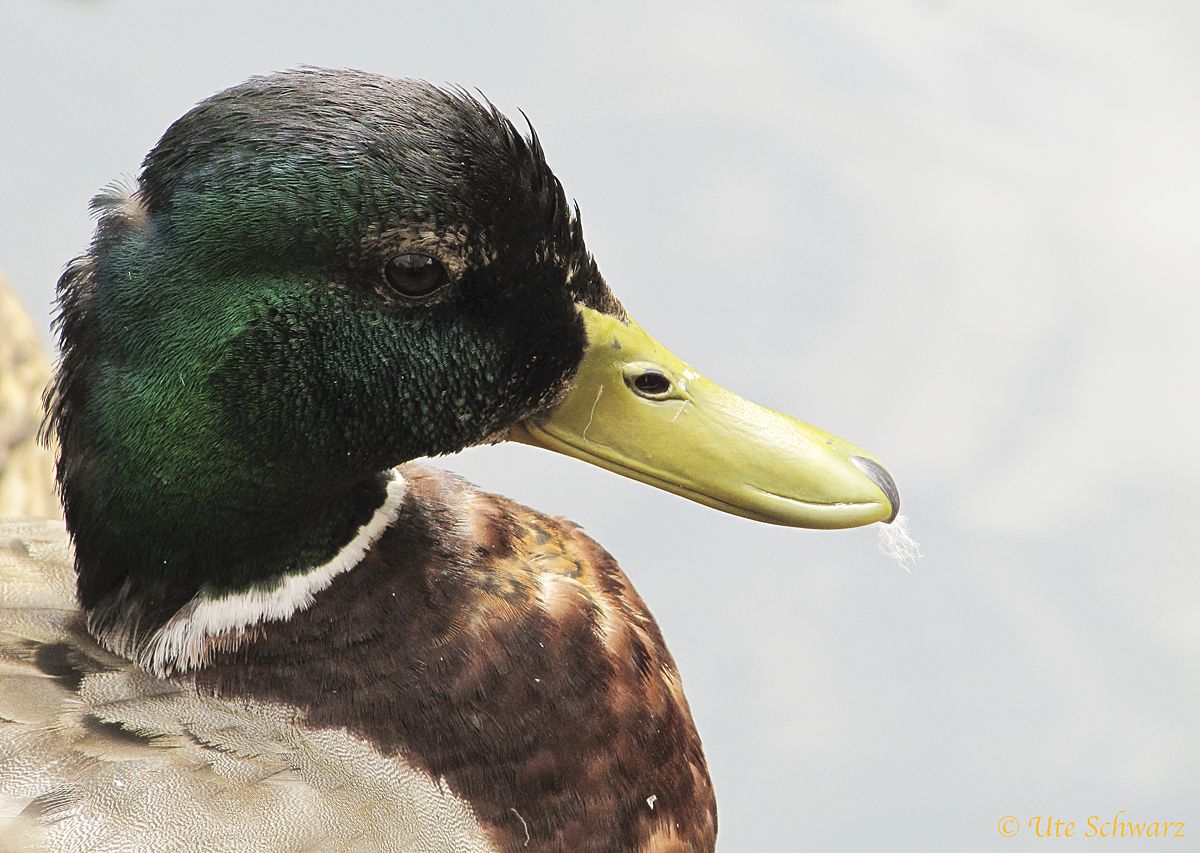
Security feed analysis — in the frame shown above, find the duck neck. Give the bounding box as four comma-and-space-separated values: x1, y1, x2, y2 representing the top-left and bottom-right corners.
69, 456, 404, 674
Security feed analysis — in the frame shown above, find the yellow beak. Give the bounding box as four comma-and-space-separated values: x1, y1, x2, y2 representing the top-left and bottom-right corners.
509, 306, 899, 529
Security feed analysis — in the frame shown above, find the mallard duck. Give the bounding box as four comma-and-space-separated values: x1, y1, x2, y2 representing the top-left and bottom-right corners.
0, 69, 899, 852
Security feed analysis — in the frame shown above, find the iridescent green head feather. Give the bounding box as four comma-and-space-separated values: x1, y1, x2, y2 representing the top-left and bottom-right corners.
50, 70, 618, 606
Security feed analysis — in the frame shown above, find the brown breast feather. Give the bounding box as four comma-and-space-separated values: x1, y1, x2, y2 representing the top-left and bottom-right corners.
194, 465, 717, 852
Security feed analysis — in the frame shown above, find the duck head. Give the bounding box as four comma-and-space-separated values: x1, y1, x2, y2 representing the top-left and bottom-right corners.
49, 69, 898, 608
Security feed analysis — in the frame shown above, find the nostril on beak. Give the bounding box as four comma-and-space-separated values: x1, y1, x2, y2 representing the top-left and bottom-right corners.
851, 456, 900, 523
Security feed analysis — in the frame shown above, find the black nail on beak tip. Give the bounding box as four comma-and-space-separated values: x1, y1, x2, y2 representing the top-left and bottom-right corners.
850, 456, 900, 524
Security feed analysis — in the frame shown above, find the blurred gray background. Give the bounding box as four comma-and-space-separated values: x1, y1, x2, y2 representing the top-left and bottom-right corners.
3, 1, 1198, 850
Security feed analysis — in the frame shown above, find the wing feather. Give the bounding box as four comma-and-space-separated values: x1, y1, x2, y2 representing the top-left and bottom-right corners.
0, 519, 493, 853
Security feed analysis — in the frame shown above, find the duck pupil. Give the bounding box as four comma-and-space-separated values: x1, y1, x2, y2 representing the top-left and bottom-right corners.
634, 372, 671, 395
384, 253, 447, 297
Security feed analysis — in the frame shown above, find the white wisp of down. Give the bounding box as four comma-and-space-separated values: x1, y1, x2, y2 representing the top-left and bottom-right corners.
877, 514, 922, 572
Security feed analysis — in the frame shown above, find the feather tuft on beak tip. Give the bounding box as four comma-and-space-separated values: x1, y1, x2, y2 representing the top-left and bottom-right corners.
877, 513, 922, 572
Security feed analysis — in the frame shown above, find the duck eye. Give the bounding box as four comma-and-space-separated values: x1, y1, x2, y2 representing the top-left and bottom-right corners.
632, 371, 672, 397
384, 253, 449, 298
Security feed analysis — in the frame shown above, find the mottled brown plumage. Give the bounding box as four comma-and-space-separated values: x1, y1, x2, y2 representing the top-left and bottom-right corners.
196, 465, 716, 852
1, 466, 716, 850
